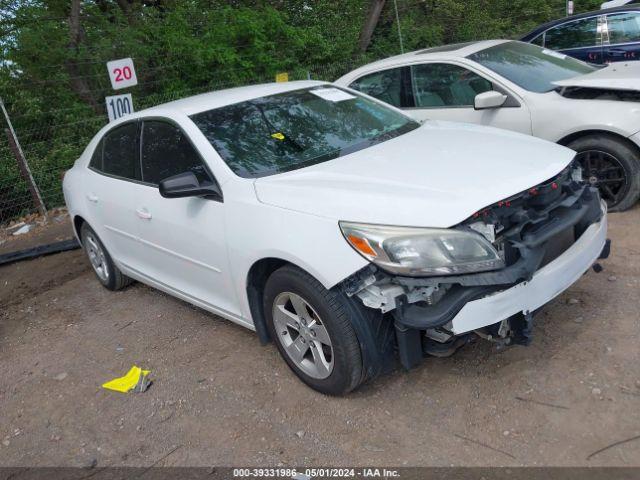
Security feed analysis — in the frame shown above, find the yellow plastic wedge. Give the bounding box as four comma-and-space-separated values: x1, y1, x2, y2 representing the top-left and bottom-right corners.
102, 365, 151, 393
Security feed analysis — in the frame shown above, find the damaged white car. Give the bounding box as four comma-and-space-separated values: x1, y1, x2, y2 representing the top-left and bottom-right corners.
63, 81, 609, 395
336, 40, 640, 211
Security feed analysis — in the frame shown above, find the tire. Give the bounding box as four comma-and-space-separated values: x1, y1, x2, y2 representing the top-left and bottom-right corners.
568, 134, 640, 212
80, 223, 133, 291
263, 265, 363, 395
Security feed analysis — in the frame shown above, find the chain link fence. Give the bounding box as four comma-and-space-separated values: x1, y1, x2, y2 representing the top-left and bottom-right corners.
0, 54, 377, 225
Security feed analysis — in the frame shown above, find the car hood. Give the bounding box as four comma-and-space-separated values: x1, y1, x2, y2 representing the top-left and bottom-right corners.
553, 61, 640, 91
253, 121, 575, 228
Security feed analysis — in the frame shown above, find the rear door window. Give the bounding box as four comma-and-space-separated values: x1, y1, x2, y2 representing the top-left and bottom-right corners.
348, 67, 412, 107
545, 17, 599, 50
89, 140, 103, 170
101, 122, 140, 180
141, 120, 212, 185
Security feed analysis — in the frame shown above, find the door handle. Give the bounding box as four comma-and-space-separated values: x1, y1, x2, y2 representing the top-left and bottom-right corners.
87, 194, 98, 203
136, 208, 152, 220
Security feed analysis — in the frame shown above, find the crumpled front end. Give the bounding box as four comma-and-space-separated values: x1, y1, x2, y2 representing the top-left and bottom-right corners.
557, 86, 640, 102
342, 164, 610, 368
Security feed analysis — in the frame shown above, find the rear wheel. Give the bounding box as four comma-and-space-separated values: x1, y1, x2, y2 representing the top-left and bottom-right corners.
569, 134, 640, 212
80, 223, 133, 291
263, 265, 363, 395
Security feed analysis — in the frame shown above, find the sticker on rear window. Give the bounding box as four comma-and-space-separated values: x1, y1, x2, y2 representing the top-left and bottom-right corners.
310, 87, 356, 102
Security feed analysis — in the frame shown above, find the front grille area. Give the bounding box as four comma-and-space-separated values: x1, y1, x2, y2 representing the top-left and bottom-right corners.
389, 164, 606, 340
539, 225, 575, 268
393, 163, 603, 291
462, 164, 603, 270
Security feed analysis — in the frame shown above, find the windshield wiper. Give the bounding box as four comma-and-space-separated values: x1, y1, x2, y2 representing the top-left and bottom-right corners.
252, 102, 304, 152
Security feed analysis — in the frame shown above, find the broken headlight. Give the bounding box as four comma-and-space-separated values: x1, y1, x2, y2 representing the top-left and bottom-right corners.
340, 222, 505, 277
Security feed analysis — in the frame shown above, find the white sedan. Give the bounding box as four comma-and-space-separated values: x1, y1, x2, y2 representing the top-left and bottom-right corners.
64, 81, 608, 395
335, 40, 640, 211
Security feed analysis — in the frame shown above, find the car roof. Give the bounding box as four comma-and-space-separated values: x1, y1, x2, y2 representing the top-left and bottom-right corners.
521, 5, 640, 40
602, 0, 639, 8
337, 40, 510, 80
138, 80, 327, 117
369, 39, 507, 66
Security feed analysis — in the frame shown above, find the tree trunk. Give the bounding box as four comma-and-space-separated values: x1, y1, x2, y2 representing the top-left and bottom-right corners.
65, 0, 101, 115
357, 0, 386, 53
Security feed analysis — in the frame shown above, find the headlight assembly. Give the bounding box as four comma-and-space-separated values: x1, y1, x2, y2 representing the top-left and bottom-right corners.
340, 222, 505, 277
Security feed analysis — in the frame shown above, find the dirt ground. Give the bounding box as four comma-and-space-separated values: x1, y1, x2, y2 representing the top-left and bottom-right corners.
0, 207, 639, 468
0, 209, 73, 256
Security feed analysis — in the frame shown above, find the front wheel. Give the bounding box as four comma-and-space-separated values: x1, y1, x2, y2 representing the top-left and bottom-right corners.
569, 134, 640, 212
263, 265, 363, 395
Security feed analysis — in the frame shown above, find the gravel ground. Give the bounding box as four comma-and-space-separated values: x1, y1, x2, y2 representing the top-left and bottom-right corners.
0, 207, 639, 468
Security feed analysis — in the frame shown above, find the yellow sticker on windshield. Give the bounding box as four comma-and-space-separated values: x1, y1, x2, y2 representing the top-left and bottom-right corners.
271, 132, 285, 141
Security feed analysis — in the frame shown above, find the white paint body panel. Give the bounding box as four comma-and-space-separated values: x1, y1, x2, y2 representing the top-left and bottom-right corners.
335, 40, 640, 144
255, 121, 574, 228
451, 203, 608, 334
406, 102, 532, 136
602, 0, 635, 9
63, 79, 606, 334
127, 183, 241, 318
84, 170, 140, 267
553, 61, 640, 91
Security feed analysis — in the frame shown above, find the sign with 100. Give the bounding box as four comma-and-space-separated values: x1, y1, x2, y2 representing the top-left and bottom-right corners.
105, 93, 134, 122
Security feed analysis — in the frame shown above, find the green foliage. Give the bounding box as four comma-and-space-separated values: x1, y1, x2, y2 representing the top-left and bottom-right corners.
367, 0, 574, 54
0, 0, 604, 221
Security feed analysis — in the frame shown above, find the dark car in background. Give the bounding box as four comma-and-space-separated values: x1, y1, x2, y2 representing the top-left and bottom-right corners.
521, 5, 640, 63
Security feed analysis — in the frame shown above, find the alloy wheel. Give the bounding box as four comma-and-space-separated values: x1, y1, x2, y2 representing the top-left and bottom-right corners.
272, 292, 334, 379
85, 233, 110, 283
575, 149, 628, 208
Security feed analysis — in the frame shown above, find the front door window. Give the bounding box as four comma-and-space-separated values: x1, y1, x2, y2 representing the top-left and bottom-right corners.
410, 63, 492, 108
141, 120, 213, 185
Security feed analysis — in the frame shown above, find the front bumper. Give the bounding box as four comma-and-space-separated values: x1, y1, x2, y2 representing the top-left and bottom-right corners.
343, 178, 609, 371
390, 185, 607, 333
630, 131, 640, 149
449, 202, 607, 334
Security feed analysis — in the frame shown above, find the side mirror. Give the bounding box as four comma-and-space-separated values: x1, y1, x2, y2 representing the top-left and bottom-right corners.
474, 91, 507, 110
159, 171, 222, 200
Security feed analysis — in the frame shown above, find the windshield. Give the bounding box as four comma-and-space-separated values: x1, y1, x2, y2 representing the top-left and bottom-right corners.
468, 41, 598, 93
190, 86, 420, 178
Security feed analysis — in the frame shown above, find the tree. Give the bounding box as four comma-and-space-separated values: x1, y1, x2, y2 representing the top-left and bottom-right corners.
0, 0, 596, 221
358, 0, 386, 53
65, 0, 101, 114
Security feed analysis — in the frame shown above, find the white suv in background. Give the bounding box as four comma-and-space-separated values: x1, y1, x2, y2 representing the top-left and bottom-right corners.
64, 81, 609, 395
601, 1, 638, 9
